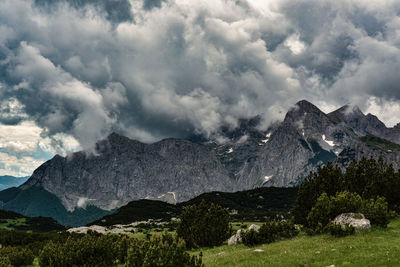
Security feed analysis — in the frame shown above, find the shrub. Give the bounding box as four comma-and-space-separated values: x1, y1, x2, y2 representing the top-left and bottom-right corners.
0, 247, 34, 267
294, 157, 400, 225
0, 256, 12, 267
177, 200, 230, 248
241, 219, 299, 246
306, 191, 390, 233
306, 191, 362, 231
125, 232, 203, 267
326, 222, 355, 237
241, 229, 260, 246
361, 196, 389, 227
39, 235, 115, 267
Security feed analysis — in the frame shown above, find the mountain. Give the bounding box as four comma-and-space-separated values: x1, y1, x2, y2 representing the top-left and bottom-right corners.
0, 187, 111, 227
0, 208, 66, 232
0, 176, 29, 191
90, 187, 298, 226
1, 100, 399, 226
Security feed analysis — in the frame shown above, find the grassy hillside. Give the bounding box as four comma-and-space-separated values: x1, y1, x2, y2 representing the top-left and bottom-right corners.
0, 209, 66, 232
88, 199, 181, 226
183, 187, 298, 221
360, 134, 400, 152
91, 187, 298, 226
198, 217, 400, 267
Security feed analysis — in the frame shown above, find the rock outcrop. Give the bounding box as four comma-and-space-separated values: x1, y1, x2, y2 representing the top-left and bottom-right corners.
333, 213, 371, 230
228, 224, 261, 245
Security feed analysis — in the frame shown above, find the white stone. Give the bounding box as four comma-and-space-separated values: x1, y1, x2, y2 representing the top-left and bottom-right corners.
333, 213, 371, 230
228, 229, 243, 245
248, 224, 261, 232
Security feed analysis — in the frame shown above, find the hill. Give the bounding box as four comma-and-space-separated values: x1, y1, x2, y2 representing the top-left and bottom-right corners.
90, 187, 298, 226
0, 209, 66, 232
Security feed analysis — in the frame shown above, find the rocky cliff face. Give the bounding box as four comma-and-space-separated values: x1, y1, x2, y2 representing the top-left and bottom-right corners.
20, 100, 400, 212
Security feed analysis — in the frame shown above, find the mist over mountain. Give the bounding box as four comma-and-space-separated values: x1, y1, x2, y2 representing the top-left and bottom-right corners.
1, 100, 398, 226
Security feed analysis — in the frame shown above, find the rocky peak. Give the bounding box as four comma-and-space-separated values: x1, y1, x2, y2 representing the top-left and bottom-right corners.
328, 104, 364, 123
283, 100, 332, 134
285, 100, 326, 120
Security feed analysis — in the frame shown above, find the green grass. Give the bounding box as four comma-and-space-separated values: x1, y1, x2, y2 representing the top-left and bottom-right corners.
198, 217, 400, 267
360, 134, 400, 152
0, 218, 27, 230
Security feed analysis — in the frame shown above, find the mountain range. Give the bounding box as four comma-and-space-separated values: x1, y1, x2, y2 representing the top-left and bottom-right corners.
1, 100, 399, 226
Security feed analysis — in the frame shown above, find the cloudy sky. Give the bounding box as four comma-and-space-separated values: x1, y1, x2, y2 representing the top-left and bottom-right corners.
1, 0, 400, 176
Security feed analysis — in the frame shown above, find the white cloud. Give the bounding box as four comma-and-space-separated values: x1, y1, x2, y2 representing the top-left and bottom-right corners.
0, 152, 42, 177
0, 121, 42, 153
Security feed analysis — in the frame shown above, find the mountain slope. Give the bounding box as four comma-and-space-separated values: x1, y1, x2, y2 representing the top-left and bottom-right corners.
4, 100, 400, 226
90, 187, 298, 226
0, 187, 111, 226
0, 209, 66, 232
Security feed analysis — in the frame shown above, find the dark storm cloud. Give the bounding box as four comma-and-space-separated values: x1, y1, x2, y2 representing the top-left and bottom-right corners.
1, 0, 400, 153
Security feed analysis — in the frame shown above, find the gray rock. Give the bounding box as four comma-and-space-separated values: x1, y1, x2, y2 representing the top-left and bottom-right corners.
248, 224, 261, 232
228, 224, 261, 245
228, 229, 243, 245
333, 213, 371, 230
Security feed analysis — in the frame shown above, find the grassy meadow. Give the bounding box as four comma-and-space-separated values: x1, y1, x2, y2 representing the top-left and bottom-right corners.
196, 217, 400, 267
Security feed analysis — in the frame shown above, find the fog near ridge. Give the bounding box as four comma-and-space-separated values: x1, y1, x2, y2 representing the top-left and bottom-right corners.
1, 0, 400, 175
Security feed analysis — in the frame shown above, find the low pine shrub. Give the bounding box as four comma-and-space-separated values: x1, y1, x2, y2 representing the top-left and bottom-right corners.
177, 200, 230, 248
241, 229, 260, 246
361, 196, 389, 227
326, 222, 355, 237
0, 256, 12, 267
242, 220, 299, 246
306, 191, 390, 233
0, 247, 34, 267
125, 232, 203, 267
39, 235, 115, 267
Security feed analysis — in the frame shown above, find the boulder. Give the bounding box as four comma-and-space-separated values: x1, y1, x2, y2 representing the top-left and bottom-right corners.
228, 224, 261, 245
248, 224, 261, 232
228, 229, 243, 245
333, 213, 371, 230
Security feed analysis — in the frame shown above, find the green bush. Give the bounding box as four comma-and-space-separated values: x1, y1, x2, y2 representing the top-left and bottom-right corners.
0, 256, 12, 267
306, 191, 390, 233
361, 196, 389, 227
294, 157, 400, 225
241, 220, 299, 247
241, 229, 260, 247
0, 247, 34, 267
306, 191, 362, 231
326, 222, 355, 237
125, 232, 203, 267
39, 235, 116, 267
177, 200, 230, 248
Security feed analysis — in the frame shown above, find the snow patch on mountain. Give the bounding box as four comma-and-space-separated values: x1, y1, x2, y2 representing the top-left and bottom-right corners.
261, 132, 271, 143
322, 135, 335, 147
